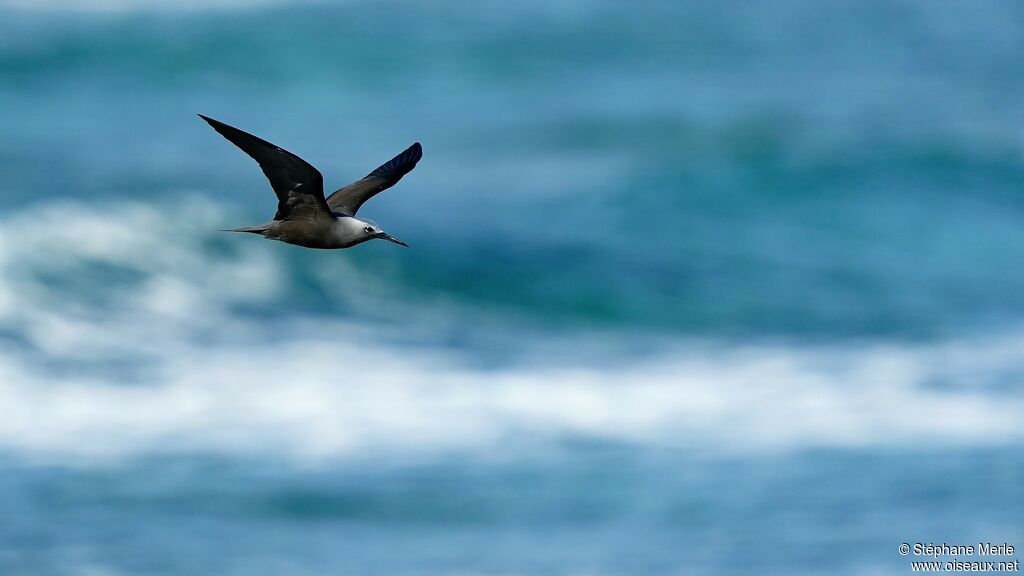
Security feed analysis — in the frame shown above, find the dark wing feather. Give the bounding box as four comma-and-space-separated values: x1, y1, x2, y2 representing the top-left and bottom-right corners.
199, 115, 331, 221
326, 142, 422, 215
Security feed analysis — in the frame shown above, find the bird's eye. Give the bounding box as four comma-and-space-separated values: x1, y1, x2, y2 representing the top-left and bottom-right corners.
364, 226, 374, 234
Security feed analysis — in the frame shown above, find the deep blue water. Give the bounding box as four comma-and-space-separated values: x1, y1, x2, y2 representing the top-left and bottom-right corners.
0, 1, 1022, 574
2, 448, 1022, 575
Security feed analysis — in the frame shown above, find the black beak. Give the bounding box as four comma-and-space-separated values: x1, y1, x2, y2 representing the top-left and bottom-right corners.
380, 233, 408, 247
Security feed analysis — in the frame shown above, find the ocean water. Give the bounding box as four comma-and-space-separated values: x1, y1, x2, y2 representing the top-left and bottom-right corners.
1, 1, 1022, 574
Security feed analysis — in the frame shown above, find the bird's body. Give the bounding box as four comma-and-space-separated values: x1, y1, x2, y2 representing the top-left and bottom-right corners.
229, 212, 386, 249
200, 114, 421, 249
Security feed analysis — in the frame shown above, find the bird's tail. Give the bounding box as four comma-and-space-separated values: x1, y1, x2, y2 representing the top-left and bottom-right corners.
220, 223, 270, 235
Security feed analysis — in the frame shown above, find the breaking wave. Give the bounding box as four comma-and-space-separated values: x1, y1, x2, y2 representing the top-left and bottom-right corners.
0, 199, 1021, 463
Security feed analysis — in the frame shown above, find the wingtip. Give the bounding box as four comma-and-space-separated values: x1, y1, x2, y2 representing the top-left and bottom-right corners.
198, 115, 235, 138
408, 141, 423, 162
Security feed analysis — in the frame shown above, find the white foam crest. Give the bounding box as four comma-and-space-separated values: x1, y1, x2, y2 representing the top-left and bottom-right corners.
0, 199, 1021, 462
0, 326, 1022, 462
0, 196, 283, 360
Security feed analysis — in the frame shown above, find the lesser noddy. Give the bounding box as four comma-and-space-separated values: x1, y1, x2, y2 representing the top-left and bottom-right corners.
200, 114, 421, 249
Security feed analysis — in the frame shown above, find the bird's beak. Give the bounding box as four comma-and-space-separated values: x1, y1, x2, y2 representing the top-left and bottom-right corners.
381, 233, 408, 247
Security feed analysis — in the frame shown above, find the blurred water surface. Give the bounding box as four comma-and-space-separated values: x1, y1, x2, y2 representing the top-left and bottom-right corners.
0, 1, 1022, 574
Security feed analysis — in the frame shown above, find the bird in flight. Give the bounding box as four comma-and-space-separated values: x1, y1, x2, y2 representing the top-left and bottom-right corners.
199, 114, 421, 249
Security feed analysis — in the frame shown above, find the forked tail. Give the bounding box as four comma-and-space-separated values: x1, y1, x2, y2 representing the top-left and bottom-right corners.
220, 223, 270, 235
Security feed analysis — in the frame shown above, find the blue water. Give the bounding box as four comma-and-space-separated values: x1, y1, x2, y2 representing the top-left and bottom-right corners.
0, 1, 1022, 574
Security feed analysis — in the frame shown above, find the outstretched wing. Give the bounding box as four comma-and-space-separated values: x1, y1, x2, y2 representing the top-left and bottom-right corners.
326, 142, 422, 215
199, 114, 331, 222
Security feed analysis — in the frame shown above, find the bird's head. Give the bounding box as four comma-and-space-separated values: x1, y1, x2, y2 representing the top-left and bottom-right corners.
357, 221, 408, 248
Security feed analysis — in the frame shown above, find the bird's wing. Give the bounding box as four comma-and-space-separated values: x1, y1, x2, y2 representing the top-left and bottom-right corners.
326, 142, 422, 215
199, 114, 331, 222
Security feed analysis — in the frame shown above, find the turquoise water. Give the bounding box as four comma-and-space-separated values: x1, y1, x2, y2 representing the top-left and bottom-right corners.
0, 1, 1022, 574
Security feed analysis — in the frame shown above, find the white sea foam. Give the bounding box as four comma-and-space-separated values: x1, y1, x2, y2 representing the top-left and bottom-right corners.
0, 199, 1021, 462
